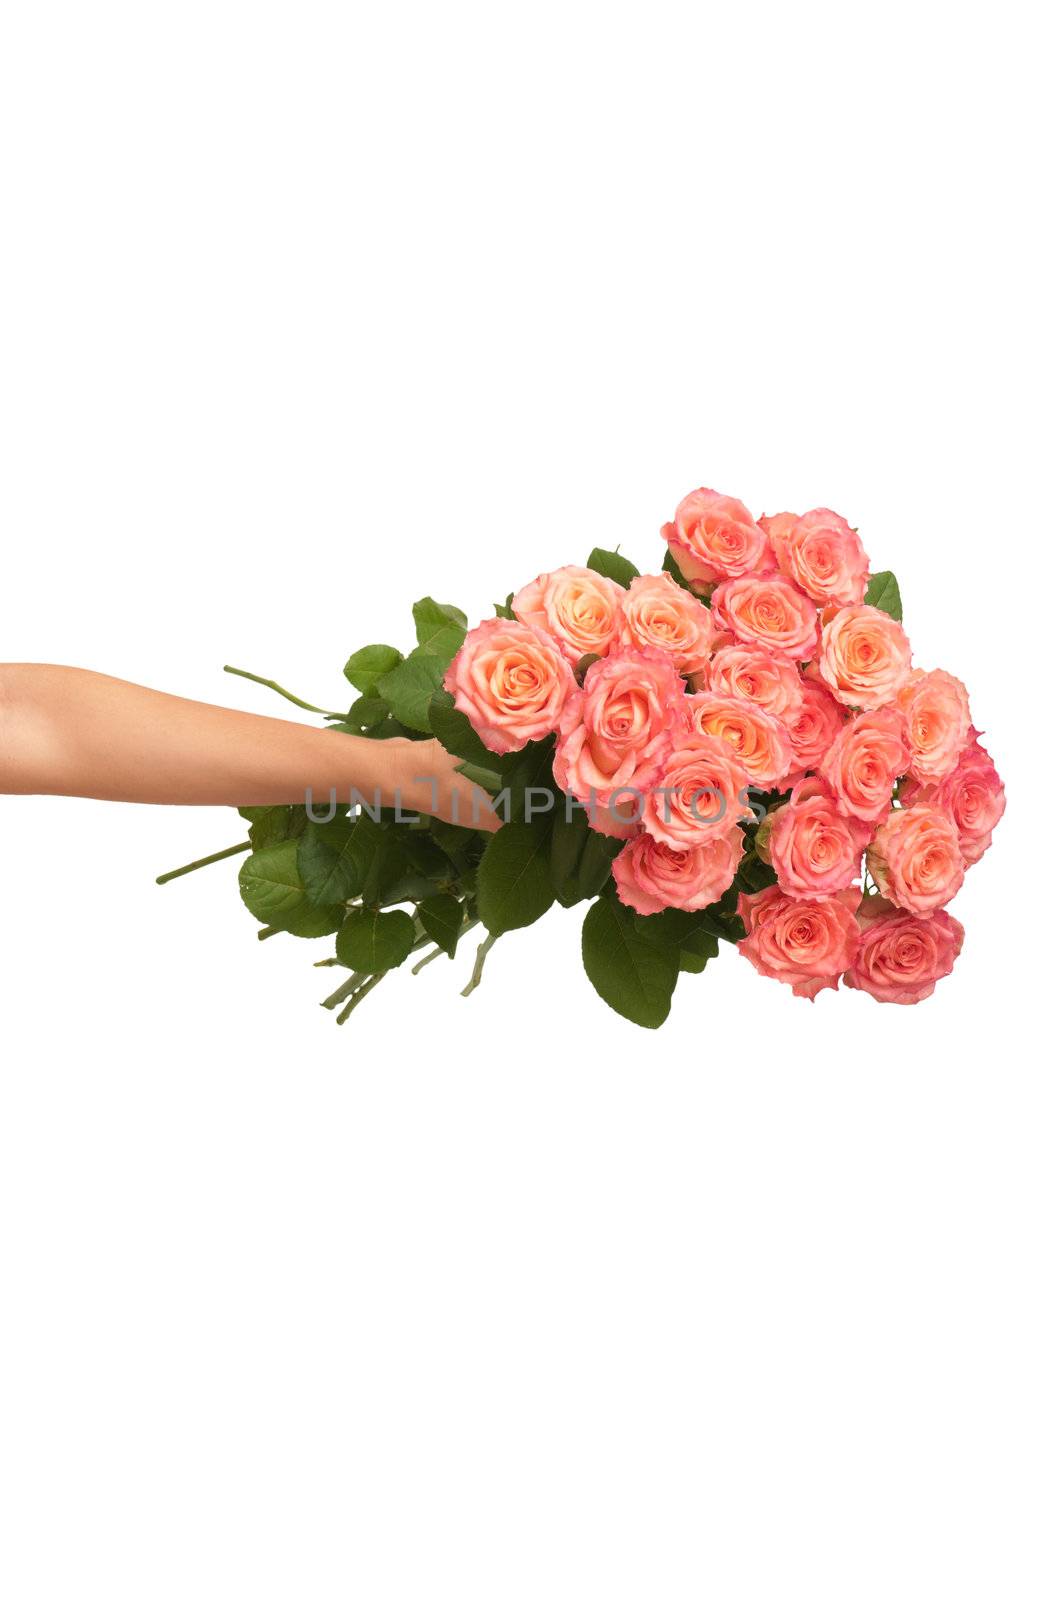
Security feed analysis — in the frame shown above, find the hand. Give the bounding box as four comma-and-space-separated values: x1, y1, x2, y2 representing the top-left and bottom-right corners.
382, 737, 502, 832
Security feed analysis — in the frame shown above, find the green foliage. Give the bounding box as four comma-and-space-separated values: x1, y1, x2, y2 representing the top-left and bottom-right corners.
863, 570, 903, 621
576, 828, 624, 900
296, 814, 369, 906
238, 842, 344, 938
477, 816, 554, 935
587, 547, 640, 587
641, 907, 722, 974
428, 690, 501, 773
376, 653, 448, 733
418, 894, 464, 958
239, 805, 307, 851
581, 894, 680, 1028
549, 805, 590, 906
336, 907, 417, 973
344, 644, 404, 694
411, 597, 468, 664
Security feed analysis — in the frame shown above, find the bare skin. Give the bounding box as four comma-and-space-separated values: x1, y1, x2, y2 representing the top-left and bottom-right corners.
0, 664, 500, 831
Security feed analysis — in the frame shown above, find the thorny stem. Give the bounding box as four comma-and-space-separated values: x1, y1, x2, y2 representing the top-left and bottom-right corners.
156, 841, 251, 884
461, 933, 498, 998
223, 664, 344, 720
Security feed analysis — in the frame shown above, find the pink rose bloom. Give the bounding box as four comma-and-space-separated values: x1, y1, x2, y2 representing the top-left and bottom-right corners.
818, 604, 912, 708
512, 564, 624, 665
765, 507, 869, 607
704, 645, 804, 722
686, 692, 793, 790
895, 668, 971, 784
612, 828, 744, 915
758, 512, 798, 554
711, 574, 819, 661
783, 678, 848, 782
737, 884, 861, 1000
844, 897, 964, 1005
867, 803, 965, 916
445, 618, 574, 755
643, 732, 753, 848
552, 647, 686, 820
661, 487, 769, 585
616, 572, 716, 675
820, 707, 908, 823
905, 736, 1005, 864
767, 777, 871, 901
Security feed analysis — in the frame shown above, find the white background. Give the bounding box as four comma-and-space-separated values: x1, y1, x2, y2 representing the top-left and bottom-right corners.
1, 3, 1060, 1595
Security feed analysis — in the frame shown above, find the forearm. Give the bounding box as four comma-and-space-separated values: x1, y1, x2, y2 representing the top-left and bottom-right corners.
0, 664, 423, 809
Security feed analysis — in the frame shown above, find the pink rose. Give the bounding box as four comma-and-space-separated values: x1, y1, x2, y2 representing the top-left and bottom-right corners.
737, 885, 861, 999
711, 574, 819, 661
904, 736, 1005, 864
617, 572, 716, 674
895, 668, 971, 784
818, 604, 912, 708
643, 733, 753, 848
867, 803, 965, 916
765, 507, 869, 607
445, 618, 574, 755
704, 645, 804, 722
686, 692, 793, 790
661, 487, 769, 585
820, 707, 908, 823
552, 647, 686, 818
844, 897, 964, 1005
612, 828, 744, 915
512, 564, 624, 665
766, 777, 871, 901
783, 678, 848, 782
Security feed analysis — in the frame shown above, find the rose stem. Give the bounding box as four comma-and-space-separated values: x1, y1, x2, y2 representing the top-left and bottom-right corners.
321, 972, 365, 1010
223, 664, 344, 719
155, 841, 251, 884
336, 972, 387, 1024
461, 933, 498, 997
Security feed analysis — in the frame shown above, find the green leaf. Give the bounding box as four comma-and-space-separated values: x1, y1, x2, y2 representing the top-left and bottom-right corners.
499, 737, 558, 814
411, 597, 467, 665
238, 804, 308, 851
336, 907, 417, 973
587, 547, 640, 588
494, 593, 516, 619
377, 653, 448, 733
238, 842, 344, 938
639, 907, 721, 974
574, 653, 600, 683
576, 828, 624, 900
477, 817, 554, 935
428, 690, 501, 771
863, 570, 903, 622
296, 814, 370, 906
549, 805, 590, 904
344, 644, 404, 694
581, 895, 680, 1028
418, 894, 464, 958
736, 853, 777, 894
339, 693, 390, 731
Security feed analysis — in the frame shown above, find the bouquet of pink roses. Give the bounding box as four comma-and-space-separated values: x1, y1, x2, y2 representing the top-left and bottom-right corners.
204, 487, 1005, 1026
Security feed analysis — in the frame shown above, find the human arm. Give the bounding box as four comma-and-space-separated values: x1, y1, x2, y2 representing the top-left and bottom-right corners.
0, 664, 499, 830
